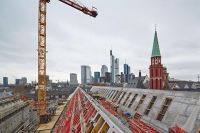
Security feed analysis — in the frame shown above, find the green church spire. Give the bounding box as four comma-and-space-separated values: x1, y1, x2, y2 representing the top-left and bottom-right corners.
151, 29, 161, 57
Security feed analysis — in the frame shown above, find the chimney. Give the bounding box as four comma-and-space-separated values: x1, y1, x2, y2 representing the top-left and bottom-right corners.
110, 50, 112, 55
139, 70, 141, 77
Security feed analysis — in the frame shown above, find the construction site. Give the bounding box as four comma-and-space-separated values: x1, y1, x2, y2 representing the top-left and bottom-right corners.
0, 0, 200, 133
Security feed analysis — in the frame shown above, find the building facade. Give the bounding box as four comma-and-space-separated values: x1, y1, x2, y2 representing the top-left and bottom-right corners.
3, 77, 8, 87
70, 73, 78, 85
115, 58, 119, 76
110, 50, 115, 83
81, 65, 91, 84
149, 30, 168, 89
124, 64, 130, 83
94, 72, 100, 84
101, 65, 108, 77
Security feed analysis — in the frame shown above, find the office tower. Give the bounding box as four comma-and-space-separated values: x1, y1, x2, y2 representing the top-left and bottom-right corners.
3, 77, 8, 87
70, 73, 78, 85
124, 64, 130, 82
110, 50, 115, 83
81, 65, 91, 84
94, 72, 100, 84
101, 65, 108, 77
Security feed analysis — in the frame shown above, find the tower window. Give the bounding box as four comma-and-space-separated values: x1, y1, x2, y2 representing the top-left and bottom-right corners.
157, 98, 172, 121
135, 95, 146, 111
128, 94, 138, 108
144, 96, 157, 115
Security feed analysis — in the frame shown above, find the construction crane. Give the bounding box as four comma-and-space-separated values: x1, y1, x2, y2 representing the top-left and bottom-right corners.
37, 0, 97, 117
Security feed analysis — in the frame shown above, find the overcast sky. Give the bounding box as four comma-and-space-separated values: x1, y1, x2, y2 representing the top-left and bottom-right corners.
0, 0, 200, 83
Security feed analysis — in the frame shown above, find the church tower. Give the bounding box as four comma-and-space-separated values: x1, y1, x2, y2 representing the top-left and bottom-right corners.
149, 29, 167, 89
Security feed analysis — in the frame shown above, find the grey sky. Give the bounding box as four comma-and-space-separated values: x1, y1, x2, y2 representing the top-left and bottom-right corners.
0, 0, 200, 83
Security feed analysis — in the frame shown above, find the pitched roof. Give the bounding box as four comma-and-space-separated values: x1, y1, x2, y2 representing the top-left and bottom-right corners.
151, 30, 161, 57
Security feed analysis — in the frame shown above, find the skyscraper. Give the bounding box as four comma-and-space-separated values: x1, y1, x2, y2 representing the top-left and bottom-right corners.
115, 58, 119, 75
81, 65, 91, 84
101, 65, 108, 77
110, 50, 115, 83
94, 72, 100, 84
3, 77, 8, 87
70, 73, 78, 85
20, 77, 27, 84
124, 64, 130, 82
149, 29, 168, 89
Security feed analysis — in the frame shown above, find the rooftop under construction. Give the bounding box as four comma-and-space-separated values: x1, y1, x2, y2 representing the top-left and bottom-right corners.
0, 0, 200, 133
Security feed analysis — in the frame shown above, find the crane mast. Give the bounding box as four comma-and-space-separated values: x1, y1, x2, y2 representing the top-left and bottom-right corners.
37, 0, 97, 116
38, 0, 47, 115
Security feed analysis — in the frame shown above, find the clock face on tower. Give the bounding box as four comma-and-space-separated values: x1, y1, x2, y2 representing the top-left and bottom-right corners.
155, 59, 158, 64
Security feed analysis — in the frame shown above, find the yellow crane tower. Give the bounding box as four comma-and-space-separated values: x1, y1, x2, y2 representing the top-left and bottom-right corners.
37, 0, 97, 116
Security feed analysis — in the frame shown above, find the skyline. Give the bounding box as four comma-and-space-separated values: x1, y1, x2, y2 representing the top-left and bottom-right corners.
0, 0, 200, 83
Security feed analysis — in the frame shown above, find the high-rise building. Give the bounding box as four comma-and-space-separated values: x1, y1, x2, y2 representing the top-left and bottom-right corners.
46, 75, 50, 84
81, 65, 91, 84
115, 58, 119, 82
20, 77, 27, 85
110, 50, 115, 83
149, 29, 168, 89
3, 77, 8, 87
70, 73, 78, 85
15, 79, 20, 85
105, 72, 111, 83
101, 65, 108, 77
94, 72, 100, 84
124, 64, 130, 82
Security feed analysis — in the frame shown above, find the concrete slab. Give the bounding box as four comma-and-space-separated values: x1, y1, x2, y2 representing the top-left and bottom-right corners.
36, 102, 67, 132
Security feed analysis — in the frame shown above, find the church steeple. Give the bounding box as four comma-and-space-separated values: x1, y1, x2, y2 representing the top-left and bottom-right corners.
151, 29, 161, 57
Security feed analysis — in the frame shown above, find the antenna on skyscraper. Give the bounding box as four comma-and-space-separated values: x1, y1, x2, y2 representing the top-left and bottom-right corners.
155, 24, 157, 31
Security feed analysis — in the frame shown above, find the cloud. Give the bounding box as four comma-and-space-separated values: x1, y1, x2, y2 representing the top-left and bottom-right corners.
0, 0, 200, 83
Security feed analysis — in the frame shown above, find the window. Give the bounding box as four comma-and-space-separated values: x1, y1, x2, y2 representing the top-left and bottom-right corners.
135, 95, 146, 111
118, 92, 126, 104
144, 96, 157, 115
157, 98, 172, 121
128, 94, 138, 108
123, 93, 131, 105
